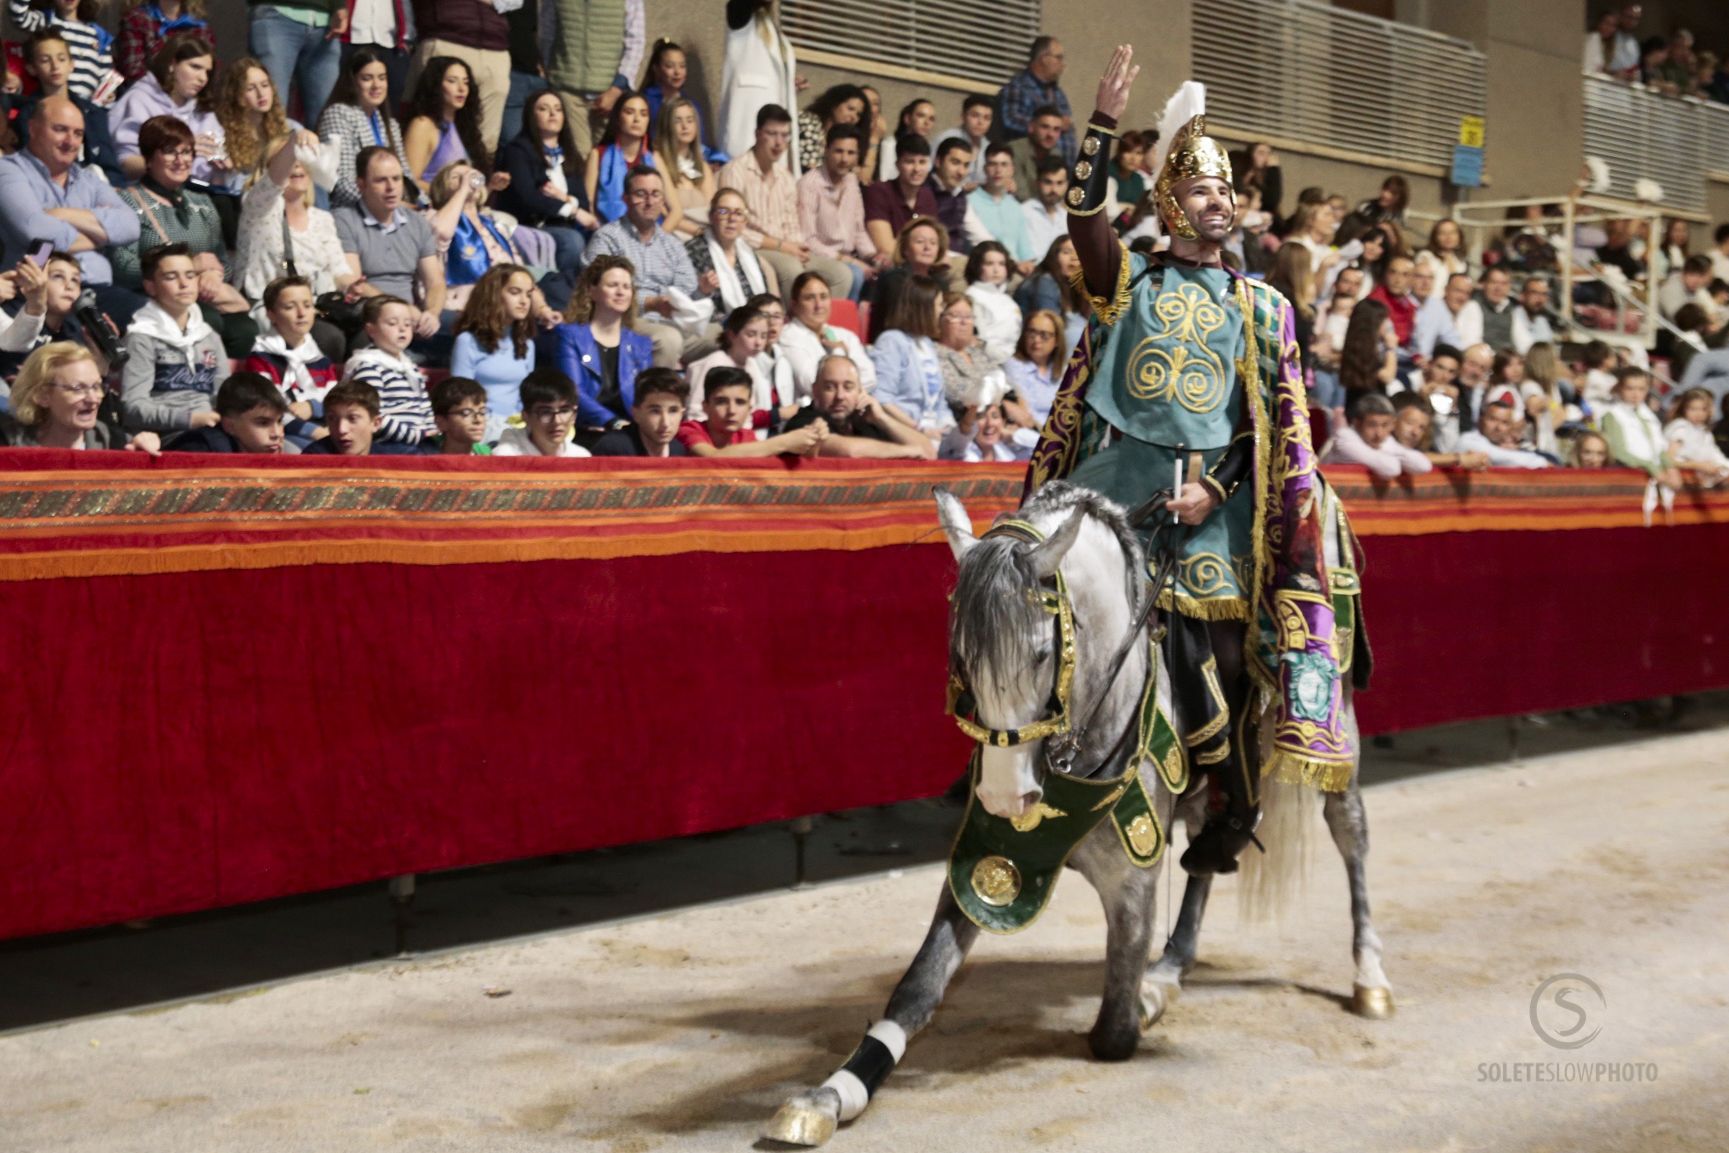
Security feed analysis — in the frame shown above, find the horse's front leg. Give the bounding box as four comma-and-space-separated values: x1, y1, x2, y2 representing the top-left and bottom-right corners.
764, 886, 980, 1146
1144, 798, 1213, 1025
1075, 832, 1159, 1061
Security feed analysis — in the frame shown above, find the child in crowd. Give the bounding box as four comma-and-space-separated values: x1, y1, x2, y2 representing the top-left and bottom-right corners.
1598, 368, 1681, 489
304, 379, 417, 455
686, 302, 772, 428
344, 296, 433, 448
1570, 430, 1610, 468
243, 276, 337, 448
492, 369, 592, 457
164, 372, 293, 454
1663, 387, 1729, 486
8, 0, 115, 106
452, 263, 538, 441
120, 243, 228, 434
12, 29, 124, 183
676, 365, 827, 457
589, 367, 689, 457
0, 250, 98, 381
939, 402, 1035, 462
1577, 340, 1618, 419
427, 376, 493, 456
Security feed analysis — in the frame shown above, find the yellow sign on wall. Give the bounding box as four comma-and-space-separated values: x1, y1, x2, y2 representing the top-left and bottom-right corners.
1459, 116, 1486, 148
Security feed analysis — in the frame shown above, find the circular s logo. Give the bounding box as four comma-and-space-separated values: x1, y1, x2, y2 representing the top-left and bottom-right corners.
1530, 973, 1605, 1049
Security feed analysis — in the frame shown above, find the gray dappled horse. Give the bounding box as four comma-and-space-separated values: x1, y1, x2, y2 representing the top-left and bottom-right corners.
764, 483, 1391, 1147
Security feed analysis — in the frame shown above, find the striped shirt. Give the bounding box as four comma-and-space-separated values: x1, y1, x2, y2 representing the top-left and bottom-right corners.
8, 3, 114, 105
345, 353, 434, 446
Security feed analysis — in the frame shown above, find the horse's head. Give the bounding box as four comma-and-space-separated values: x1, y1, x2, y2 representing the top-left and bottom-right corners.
937, 488, 1093, 822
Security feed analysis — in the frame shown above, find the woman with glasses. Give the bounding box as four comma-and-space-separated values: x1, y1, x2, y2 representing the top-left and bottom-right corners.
0, 342, 157, 452
685, 187, 776, 319
1002, 307, 1065, 429
546, 255, 654, 439
778, 271, 875, 398
933, 291, 1006, 410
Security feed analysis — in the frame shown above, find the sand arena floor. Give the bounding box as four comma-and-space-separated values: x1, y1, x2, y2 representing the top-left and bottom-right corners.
2, 726, 1726, 1152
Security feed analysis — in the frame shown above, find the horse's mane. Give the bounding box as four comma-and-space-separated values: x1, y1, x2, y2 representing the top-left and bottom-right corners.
949, 483, 1144, 679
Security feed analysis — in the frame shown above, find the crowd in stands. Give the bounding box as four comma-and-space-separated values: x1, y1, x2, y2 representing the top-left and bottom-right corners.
1585, 3, 1729, 103
0, 2, 1726, 492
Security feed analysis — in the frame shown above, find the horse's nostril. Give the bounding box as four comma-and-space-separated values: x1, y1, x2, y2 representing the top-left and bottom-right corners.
1018, 791, 1042, 812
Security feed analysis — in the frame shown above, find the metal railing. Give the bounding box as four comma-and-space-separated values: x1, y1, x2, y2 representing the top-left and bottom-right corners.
1582, 73, 1729, 216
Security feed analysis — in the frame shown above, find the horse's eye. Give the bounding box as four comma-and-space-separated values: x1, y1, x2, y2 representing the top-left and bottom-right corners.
1034, 647, 1052, 664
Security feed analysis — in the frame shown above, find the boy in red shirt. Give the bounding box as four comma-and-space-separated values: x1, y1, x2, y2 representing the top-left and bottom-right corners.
675, 366, 828, 457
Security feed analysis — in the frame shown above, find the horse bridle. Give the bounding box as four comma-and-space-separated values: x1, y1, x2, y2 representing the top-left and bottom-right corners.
946, 507, 1183, 777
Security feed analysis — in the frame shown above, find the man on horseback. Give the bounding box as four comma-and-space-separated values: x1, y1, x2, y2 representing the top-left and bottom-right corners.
1028, 47, 1356, 875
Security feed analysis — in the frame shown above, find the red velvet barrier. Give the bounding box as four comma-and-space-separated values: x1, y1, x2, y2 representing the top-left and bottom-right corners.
3, 457, 1728, 941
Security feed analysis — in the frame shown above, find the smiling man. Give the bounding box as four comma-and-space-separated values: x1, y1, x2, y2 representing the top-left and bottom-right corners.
1025, 50, 1355, 876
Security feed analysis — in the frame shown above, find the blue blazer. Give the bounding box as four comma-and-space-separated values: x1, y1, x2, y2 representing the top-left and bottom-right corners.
547, 322, 654, 427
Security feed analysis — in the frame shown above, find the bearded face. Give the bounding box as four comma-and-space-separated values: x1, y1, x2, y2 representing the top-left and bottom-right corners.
1170, 175, 1235, 244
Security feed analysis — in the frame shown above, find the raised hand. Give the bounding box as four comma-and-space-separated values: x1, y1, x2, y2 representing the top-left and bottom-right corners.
1095, 44, 1140, 121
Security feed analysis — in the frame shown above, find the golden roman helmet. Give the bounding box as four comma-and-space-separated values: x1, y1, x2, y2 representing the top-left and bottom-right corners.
1150, 81, 1234, 241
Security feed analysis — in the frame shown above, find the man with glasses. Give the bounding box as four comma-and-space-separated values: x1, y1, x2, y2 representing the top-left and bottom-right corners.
719, 104, 851, 302
492, 368, 593, 457
581, 165, 704, 367
996, 36, 1075, 162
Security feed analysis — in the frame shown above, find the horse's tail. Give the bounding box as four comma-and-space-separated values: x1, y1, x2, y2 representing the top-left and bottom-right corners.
1236, 738, 1319, 927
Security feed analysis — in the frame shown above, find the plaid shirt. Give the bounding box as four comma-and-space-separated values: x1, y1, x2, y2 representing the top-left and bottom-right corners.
581, 219, 699, 304
996, 69, 1076, 164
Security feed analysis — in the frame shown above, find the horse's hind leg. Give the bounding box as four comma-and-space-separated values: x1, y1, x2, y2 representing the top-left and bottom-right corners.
1323, 780, 1394, 1018
764, 887, 980, 1146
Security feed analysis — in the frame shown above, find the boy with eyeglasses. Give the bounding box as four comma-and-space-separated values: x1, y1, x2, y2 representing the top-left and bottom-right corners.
492, 369, 593, 457
425, 376, 493, 455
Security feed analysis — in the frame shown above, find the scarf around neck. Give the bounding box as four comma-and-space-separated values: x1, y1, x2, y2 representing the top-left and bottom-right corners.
704, 233, 767, 311
130, 299, 214, 363
254, 330, 328, 402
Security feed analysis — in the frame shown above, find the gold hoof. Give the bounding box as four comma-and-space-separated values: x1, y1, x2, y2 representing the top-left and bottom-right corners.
1138, 982, 1178, 1031
763, 1100, 838, 1147
1351, 985, 1395, 1020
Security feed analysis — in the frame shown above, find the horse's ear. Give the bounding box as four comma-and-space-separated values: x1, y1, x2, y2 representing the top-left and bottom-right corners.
1027, 506, 1086, 580
933, 487, 977, 561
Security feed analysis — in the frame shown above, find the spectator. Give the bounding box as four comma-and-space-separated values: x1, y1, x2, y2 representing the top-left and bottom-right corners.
1600, 367, 1679, 487
1110, 130, 1152, 217
927, 137, 988, 260
111, 116, 255, 355
796, 84, 868, 177
343, 294, 432, 446
964, 240, 1021, 363
243, 275, 337, 446
426, 375, 493, 455
1001, 307, 1064, 429
933, 94, 994, 187
585, 92, 656, 226
589, 365, 689, 457
1311, 264, 1364, 407
333, 146, 446, 344
939, 401, 1032, 462
0, 251, 101, 382
1283, 202, 1340, 275
548, 254, 653, 434
654, 96, 718, 242
1268, 241, 1318, 372
1398, 339, 1461, 405
1419, 218, 1470, 287
119, 243, 228, 435
1022, 156, 1070, 266
1368, 255, 1419, 356
686, 301, 774, 421
686, 185, 774, 321
1428, 271, 1483, 352
211, 57, 324, 185
1669, 302, 1714, 384
1339, 297, 1398, 405
1389, 391, 1490, 470
1349, 175, 1408, 232
235, 134, 347, 347
162, 371, 294, 454
933, 290, 1007, 410
677, 363, 823, 457
1709, 224, 1729, 286
782, 353, 931, 459
1584, 9, 1623, 76
304, 377, 419, 454
749, 290, 796, 412
1595, 218, 1643, 282
492, 89, 598, 298
1570, 429, 1611, 468
110, 35, 221, 185
797, 125, 880, 302
640, 39, 713, 160
491, 367, 590, 457
969, 144, 1037, 271
779, 271, 875, 398
10, 29, 124, 186
858, 85, 888, 191
1638, 36, 1676, 95
449, 263, 537, 439
876, 98, 936, 183
7, 0, 113, 106
1652, 217, 1691, 284
409, 0, 510, 154
1663, 387, 1729, 485
1511, 277, 1559, 354
718, 0, 797, 169
1322, 392, 1431, 477
582, 166, 702, 368
863, 134, 938, 260
870, 272, 951, 440
717, 104, 852, 302
1475, 266, 1518, 352
1228, 141, 1281, 223
317, 47, 415, 212
116, 0, 214, 83
342, 0, 415, 114
1014, 235, 1086, 358
540, 0, 644, 155
1, 342, 157, 451
426, 156, 561, 314
868, 216, 950, 343
1520, 342, 1566, 459
1659, 255, 1714, 322
1458, 398, 1552, 469
405, 56, 491, 184
1008, 106, 1067, 208
1578, 338, 1618, 419
997, 36, 1074, 160
247, 0, 345, 130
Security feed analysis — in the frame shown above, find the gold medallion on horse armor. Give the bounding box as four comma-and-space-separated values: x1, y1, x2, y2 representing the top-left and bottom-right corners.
1124, 814, 1159, 857
971, 856, 1022, 906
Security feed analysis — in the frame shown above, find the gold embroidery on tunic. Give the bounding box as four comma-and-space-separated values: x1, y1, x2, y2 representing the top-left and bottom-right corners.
1124, 282, 1229, 413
